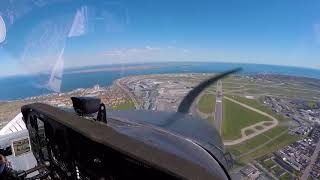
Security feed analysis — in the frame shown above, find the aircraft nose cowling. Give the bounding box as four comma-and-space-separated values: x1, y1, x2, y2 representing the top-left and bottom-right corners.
108, 110, 228, 168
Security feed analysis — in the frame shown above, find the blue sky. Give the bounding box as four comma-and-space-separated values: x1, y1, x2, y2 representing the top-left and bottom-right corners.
0, 0, 320, 76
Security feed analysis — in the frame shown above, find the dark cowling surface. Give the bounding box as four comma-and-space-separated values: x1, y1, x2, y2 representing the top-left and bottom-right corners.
22, 103, 229, 180
108, 110, 228, 169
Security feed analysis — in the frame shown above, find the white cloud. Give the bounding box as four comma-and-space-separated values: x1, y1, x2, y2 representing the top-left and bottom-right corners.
104, 46, 160, 57
63, 45, 195, 68
103, 46, 192, 62
182, 49, 190, 53
145, 46, 160, 50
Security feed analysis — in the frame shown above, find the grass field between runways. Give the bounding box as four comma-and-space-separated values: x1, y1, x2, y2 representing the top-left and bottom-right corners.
222, 98, 272, 140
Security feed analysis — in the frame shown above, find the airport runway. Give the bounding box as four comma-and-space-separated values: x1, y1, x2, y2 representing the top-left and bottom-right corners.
214, 80, 223, 133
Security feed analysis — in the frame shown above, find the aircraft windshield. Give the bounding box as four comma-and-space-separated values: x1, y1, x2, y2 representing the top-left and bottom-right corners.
0, 0, 320, 179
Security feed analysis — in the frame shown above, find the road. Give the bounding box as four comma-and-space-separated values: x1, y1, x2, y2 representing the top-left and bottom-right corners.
214, 80, 223, 133
301, 140, 320, 179
115, 79, 140, 109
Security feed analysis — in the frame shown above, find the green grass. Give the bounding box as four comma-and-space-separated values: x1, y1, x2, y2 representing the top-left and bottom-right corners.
113, 101, 135, 110
197, 94, 216, 114
272, 165, 281, 172
263, 122, 273, 126
272, 165, 285, 176
307, 101, 318, 108
225, 95, 287, 121
237, 131, 300, 163
292, 100, 318, 109
279, 172, 291, 180
225, 95, 263, 109
222, 98, 272, 140
244, 129, 255, 136
263, 126, 287, 138
255, 125, 264, 130
227, 125, 301, 164
226, 134, 270, 157
262, 159, 276, 168
257, 154, 272, 162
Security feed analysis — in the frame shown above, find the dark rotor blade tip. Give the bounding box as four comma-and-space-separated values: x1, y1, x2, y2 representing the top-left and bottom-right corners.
226, 67, 242, 74
177, 67, 242, 113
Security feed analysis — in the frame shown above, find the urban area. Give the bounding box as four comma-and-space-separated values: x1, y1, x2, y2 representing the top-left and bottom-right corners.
1, 73, 320, 180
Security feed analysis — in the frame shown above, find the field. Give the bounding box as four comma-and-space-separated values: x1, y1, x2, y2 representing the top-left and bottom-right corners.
238, 133, 299, 163
225, 95, 287, 121
272, 165, 285, 176
261, 158, 276, 168
221, 98, 272, 140
112, 100, 135, 110
244, 129, 255, 135
221, 94, 298, 164
255, 125, 264, 130
222, 75, 320, 102
197, 94, 215, 114
225, 95, 264, 110
263, 122, 273, 126
227, 133, 269, 157
279, 172, 291, 180
227, 125, 301, 164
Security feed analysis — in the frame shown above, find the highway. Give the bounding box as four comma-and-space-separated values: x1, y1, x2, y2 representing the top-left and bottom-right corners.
301, 140, 320, 179
214, 80, 223, 133
115, 79, 140, 109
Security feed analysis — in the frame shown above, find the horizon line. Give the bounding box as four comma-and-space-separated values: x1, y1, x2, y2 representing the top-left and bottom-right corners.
1, 60, 320, 78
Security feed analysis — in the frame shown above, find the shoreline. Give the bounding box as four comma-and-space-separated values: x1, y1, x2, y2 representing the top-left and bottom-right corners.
1, 72, 320, 102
